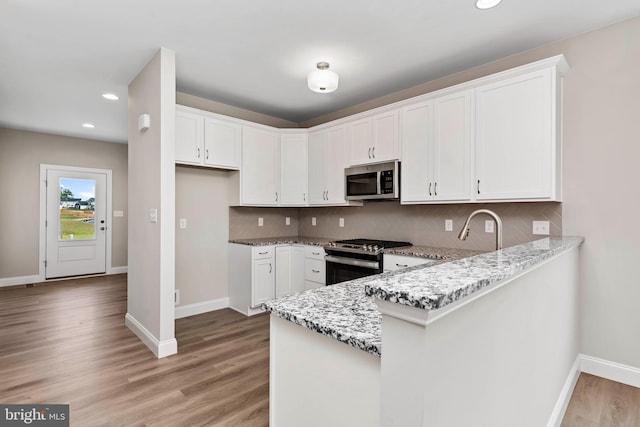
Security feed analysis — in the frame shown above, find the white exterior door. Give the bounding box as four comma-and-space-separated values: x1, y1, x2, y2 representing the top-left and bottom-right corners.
45, 168, 107, 278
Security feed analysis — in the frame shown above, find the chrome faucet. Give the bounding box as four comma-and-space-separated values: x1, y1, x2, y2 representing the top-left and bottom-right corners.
458, 209, 503, 250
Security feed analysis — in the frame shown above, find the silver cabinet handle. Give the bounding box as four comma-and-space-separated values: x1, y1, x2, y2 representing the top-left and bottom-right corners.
434, 182, 437, 196
269, 263, 272, 273
396, 263, 408, 268
205, 149, 209, 160
312, 252, 320, 256
258, 251, 268, 255
303, 192, 306, 201
312, 269, 320, 273
429, 182, 432, 196
477, 179, 480, 194
368, 147, 372, 159
275, 192, 278, 202
197, 147, 201, 158
372, 146, 375, 158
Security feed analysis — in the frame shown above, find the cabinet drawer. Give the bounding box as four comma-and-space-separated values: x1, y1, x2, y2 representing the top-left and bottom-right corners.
304, 245, 326, 260
304, 259, 326, 283
253, 246, 274, 259
304, 280, 324, 291
383, 254, 435, 272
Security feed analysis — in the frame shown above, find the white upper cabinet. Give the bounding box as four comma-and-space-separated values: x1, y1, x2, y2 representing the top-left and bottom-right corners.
241, 125, 280, 205
175, 108, 204, 164
401, 91, 472, 203
280, 133, 308, 206
474, 67, 560, 201
308, 125, 349, 205
175, 105, 240, 170
348, 110, 399, 166
203, 117, 241, 169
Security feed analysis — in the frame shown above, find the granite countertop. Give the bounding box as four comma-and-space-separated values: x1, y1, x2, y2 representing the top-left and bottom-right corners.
262, 237, 584, 357
385, 245, 484, 261
229, 236, 333, 246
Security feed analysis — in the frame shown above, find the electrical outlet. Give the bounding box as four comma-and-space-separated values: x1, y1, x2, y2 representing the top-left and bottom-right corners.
339, 218, 345, 228
533, 220, 550, 235
179, 218, 187, 229
258, 217, 264, 227
312, 217, 317, 226
445, 219, 453, 232
485, 220, 494, 233
149, 209, 158, 223
285, 216, 291, 226
174, 289, 180, 306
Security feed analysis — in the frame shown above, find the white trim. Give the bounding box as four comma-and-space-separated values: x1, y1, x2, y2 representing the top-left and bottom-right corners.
547, 355, 581, 427
0, 274, 41, 288
175, 297, 230, 319
110, 266, 128, 274
580, 354, 640, 388
39, 164, 114, 281
125, 313, 177, 358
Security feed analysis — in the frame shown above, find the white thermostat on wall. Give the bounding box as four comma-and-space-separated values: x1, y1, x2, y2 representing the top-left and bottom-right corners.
138, 113, 150, 132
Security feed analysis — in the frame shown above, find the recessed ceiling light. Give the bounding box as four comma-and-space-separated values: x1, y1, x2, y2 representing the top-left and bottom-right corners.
476, 0, 502, 9
102, 93, 119, 100
82, 123, 95, 128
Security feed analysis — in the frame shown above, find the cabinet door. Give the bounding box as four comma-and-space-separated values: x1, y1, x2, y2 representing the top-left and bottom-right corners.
241, 126, 280, 205
252, 257, 274, 306
401, 101, 433, 203
308, 130, 329, 205
348, 118, 373, 166
326, 125, 348, 204
275, 246, 292, 298
175, 109, 203, 164
372, 110, 399, 162
433, 91, 472, 201
291, 245, 305, 294
280, 134, 308, 205
475, 69, 553, 200
204, 117, 241, 169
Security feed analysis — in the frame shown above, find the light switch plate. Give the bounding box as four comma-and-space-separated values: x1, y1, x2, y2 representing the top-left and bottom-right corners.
179, 218, 187, 229
258, 217, 264, 227
485, 220, 494, 233
339, 218, 345, 228
533, 220, 550, 235
285, 217, 291, 226
445, 219, 453, 232
312, 217, 316, 226
113, 210, 124, 217
149, 209, 158, 223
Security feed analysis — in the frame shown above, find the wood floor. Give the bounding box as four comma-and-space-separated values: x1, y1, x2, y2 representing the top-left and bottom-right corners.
561, 372, 640, 427
0, 274, 269, 426
2, 274, 640, 427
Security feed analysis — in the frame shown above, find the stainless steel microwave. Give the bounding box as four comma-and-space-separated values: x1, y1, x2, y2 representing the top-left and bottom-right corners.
345, 161, 400, 200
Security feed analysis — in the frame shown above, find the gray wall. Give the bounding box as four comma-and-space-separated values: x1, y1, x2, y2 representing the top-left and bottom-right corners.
0, 128, 128, 279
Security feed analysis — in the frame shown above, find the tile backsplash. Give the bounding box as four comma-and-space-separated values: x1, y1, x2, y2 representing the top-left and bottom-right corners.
230, 202, 562, 252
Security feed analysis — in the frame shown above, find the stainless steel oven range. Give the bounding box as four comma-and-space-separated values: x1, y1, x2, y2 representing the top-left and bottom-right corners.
324, 238, 412, 285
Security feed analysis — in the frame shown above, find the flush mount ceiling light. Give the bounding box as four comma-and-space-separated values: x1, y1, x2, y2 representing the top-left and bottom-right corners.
102, 93, 119, 100
307, 62, 339, 93
82, 123, 95, 128
476, 0, 502, 9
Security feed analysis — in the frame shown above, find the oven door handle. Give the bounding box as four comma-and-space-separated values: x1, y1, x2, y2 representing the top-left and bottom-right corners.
325, 255, 379, 270
377, 171, 382, 195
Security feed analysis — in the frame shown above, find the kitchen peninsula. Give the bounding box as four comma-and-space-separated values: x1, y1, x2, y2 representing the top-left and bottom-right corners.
263, 236, 583, 427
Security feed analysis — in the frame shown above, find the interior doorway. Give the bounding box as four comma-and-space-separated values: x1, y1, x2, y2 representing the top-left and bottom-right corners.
40, 165, 112, 279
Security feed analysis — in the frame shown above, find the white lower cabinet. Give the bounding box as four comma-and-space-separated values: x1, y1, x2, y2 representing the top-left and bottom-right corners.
229, 244, 275, 316
383, 254, 435, 272
304, 245, 326, 290
276, 245, 305, 297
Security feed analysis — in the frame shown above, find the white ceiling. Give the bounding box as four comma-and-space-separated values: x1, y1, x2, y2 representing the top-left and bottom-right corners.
2, 0, 640, 143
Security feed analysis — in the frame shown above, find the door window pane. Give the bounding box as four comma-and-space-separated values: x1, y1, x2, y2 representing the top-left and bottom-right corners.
59, 178, 96, 240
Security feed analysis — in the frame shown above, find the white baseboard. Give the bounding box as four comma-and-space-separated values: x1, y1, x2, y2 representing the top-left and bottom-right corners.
175, 297, 230, 319
0, 274, 41, 288
547, 355, 582, 427
109, 266, 128, 274
125, 313, 177, 358
580, 354, 640, 388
